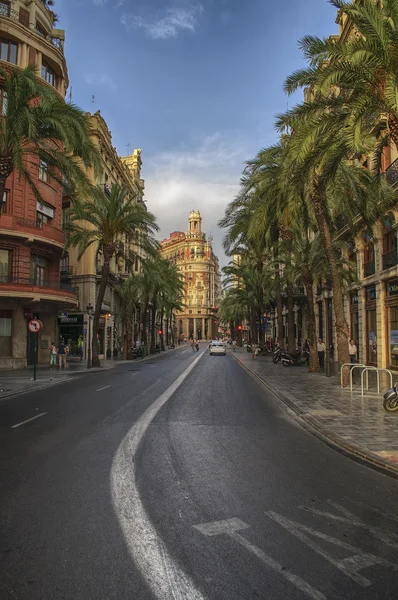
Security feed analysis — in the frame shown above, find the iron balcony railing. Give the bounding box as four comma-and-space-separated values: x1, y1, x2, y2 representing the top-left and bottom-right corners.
386, 158, 398, 186
382, 248, 398, 270
16, 217, 42, 229
0, 3, 63, 51
60, 267, 76, 277
364, 261, 376, 277
0, 275, 77, 293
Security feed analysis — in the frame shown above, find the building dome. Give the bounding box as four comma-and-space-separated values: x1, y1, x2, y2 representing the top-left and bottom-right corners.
188, 211, 202, 232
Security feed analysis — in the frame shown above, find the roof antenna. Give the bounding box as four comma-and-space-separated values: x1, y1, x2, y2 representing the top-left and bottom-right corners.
92, 94, 95, 105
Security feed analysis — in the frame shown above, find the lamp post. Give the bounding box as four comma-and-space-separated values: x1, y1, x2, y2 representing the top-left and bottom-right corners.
87, 303, 93, 369
321, 284, 332, 377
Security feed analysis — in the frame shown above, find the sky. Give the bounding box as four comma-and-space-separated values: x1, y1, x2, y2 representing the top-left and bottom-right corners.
54, 0, 338, 267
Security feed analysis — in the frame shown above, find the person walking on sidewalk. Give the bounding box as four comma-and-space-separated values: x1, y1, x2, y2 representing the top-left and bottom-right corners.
58, 340, 67, 369
78, 335, 83, 361
349, 339, 357, 364
50, 342, 57, 368
317, 338, 326, 369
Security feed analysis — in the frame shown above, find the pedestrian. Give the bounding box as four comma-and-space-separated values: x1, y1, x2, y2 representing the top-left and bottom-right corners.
58, 339, 67, 369
50, 341, 57, 367
78, 335, 83, 361
232, 339, 237, 352
348, 339, 357, 364
195, 339, 199, 352
191, 340, 195, 352
304, 339, 310, 353
317, 338, 325, 369
252, 343, 257, 360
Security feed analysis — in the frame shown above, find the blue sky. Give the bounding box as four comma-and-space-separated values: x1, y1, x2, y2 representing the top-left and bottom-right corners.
55, 0, 338, 265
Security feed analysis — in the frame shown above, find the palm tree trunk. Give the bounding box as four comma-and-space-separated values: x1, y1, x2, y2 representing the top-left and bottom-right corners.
141, 301, 148, 348
165, 311, 170, 347
275, 265, 284, 349
313, 191, 350, 381
305, 280, 319, 373
287, 283, 295, 352
150, 298, 157, 353
92, 256, 111, 367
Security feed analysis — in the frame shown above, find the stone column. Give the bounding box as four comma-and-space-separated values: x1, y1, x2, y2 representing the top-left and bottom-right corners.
202, 318, 205, 340
193, 318, 197, 340
376, 281, 387, 369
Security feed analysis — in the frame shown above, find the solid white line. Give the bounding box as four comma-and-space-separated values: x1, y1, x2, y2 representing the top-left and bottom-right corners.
111, 351, 206, 600
11, 412, 47, 429
97, 385, 111, 392
132, 372, 139, 376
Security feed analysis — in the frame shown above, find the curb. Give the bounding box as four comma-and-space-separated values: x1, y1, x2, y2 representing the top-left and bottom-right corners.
230, 353, 398, 479
0, 345, 185, 401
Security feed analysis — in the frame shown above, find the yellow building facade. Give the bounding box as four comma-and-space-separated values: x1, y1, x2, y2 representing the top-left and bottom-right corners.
61, 111, 147, 358
161, 211, 221, 340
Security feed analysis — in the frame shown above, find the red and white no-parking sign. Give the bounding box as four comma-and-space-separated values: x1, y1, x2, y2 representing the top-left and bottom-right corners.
28, 319, 42, 333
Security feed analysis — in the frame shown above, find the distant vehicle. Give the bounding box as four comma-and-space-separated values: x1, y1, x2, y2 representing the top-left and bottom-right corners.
209, 341, 226, 356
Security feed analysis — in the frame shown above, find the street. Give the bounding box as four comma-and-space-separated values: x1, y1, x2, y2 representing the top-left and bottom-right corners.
1, 345, 398, 600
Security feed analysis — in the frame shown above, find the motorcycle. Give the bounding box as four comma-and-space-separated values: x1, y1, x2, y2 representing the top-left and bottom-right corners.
383, 384, 398, 412
281, 349, 310, 367
273, 347, 282, 364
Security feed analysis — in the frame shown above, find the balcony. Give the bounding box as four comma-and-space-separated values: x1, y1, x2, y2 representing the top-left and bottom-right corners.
383, 248, 398, 270
0, 276, 78, 303
364, 262, 376, 277
0, 214, 65, 246
60, 266, 76, 278
386, 158, 398, 187
0, 2, 64, 52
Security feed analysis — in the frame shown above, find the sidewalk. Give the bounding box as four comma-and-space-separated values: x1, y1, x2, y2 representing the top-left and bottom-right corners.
0, 345, 185, 400
231, 348, 398, 476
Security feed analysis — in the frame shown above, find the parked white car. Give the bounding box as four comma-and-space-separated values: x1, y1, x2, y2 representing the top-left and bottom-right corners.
209, 341, 226, 356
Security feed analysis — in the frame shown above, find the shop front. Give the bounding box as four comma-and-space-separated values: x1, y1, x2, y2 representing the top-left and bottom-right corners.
350, 291, 360, 363
385, 279, 398, 370
365, 285, 377, 366
58, 313, 84, 354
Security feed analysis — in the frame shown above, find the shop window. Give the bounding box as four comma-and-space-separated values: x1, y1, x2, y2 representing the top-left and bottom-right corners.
0, 248, 10, 281
41, 61, 56, 87
0, 87, 7, 116
0, 38, 17, 64
39, 160, 49, 182
388, 306, 398, 367
0, 309, 12, 357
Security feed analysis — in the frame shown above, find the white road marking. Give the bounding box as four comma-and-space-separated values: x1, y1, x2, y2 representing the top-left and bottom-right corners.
181, 350, 188, 355
140, 382, 157, 396
11, 412, 47, 429
96, 385, 111, 392
267, 511, 398, 588
149, 365, 156, 369
132, 372, 139, 376
194, 518, 325, 600
111, 351, 205, 600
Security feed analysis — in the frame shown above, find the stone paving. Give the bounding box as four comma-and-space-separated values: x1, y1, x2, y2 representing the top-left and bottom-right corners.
232, 347, 398, 473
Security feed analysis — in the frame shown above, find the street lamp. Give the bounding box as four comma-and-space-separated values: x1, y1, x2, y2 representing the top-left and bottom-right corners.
321, 284, 332, 377
87, 303, 93, 369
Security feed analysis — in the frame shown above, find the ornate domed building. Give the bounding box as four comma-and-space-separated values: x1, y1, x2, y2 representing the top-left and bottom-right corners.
160, 211, 221, 340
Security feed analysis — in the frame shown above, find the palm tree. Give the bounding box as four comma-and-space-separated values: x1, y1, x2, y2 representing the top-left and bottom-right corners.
0, 65, 98, 213
284, 0, 398, 148
116, 277, 140, 358
65, 184, 158, 366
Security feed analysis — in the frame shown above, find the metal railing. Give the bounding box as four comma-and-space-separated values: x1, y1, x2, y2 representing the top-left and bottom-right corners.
363, 261, 376, 277
382, 248, 398, 270
0, 275, 77, 293
16, 217, 42, 229
386, 158, 398, 186
0, 4, 63, 52
340, 363, 393, 395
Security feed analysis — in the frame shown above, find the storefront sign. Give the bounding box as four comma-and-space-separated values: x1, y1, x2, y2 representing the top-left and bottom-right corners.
58, 314, 83, 325
58, 311, 68, 318
37, 201, 54, 219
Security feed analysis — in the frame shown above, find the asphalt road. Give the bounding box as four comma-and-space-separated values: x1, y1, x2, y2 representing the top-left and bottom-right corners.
1, 344, 398, 600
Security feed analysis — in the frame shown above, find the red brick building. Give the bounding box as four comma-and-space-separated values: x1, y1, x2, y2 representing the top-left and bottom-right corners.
0, 0, 76, 368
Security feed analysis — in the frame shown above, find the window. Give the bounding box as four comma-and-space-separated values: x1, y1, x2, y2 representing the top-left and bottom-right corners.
35, 21, 47, 38
0, 309, 12, 357
0, 38, 17, 64
41, 61, 56, 87
30, 255, 48, 286
37, 211, 51, 225
0, 248, 10, 281
0, 3, 10, 18
1, 189, 9, 213
0, 88, 7, 116
39, 161, 48, 182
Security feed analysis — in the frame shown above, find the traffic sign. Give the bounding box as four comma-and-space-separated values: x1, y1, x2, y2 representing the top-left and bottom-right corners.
58, 311, 68, 319
28, 319, 42, 333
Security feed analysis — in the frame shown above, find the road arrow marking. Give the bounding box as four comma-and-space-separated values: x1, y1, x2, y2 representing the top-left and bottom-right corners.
194, 518, 326, 600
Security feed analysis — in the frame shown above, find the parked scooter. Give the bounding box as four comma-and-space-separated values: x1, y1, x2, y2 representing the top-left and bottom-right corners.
383, 384, 398, 412
281, 348, 310, 367
273, 347, 282, 364
131, 347, 139, 360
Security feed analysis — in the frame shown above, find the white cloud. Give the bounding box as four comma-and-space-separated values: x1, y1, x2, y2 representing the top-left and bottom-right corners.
121, 4, 204, 40
84, 72, 117, 92
144, 133, 248, 266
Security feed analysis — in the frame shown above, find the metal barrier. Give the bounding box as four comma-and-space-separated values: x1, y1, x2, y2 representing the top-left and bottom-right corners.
340, 363, 366, 391
360, 367, 393, 396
